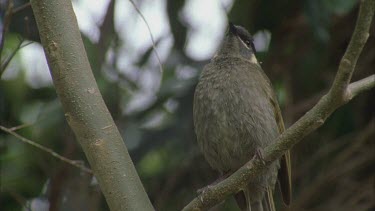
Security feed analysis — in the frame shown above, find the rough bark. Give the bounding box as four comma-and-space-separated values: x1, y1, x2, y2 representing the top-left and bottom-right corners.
30, 0, 154, 210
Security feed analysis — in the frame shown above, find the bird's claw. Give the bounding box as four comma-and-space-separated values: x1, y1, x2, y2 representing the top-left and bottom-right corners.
197, 185, 212, 203
254, 148, 266, 165
197, 185, 210, 195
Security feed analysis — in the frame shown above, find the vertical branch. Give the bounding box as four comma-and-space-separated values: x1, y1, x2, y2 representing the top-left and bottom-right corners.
330, 0, 374, 97
29, 0, 154, 210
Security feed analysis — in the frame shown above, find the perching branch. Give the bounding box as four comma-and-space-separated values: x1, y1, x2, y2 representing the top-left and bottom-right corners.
182, 0, 375, 210
29, 0, 154, 210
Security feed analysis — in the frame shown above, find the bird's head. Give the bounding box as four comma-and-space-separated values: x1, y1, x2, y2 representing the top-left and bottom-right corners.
215, 23, 257, 63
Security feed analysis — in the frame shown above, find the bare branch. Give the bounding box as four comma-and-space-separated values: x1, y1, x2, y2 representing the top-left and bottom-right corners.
12, 2, 31, 14
8, 122, 36, 131
182, 0, 375, 210
330, 0, 374, 97
0, 37, 28, 75
128, 0, 164, 73
30, 0, 154, 210
0, 0, 13, 66
346, 75, 375, 101
0, 125, 93, 174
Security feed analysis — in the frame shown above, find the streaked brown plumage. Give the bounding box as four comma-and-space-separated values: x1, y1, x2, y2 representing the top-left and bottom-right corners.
193, 23, 291, 211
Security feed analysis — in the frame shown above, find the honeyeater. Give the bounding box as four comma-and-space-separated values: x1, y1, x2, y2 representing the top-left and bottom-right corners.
193, 23, 291, 211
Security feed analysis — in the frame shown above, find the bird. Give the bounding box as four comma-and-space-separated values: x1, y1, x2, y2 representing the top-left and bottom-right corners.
193, 23, 291, 211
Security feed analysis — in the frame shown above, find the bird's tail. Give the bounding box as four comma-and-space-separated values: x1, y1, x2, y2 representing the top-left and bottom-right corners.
235, 187, 275, 211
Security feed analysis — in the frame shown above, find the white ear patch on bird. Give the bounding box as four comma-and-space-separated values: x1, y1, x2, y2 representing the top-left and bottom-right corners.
239, 37, 261, 64
250, 53, 259, 64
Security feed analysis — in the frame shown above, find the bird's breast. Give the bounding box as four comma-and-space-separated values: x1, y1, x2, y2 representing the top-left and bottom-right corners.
193, 58, 279, 172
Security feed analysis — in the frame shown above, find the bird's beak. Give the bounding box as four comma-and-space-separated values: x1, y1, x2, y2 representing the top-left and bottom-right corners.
229, 22, 238, 35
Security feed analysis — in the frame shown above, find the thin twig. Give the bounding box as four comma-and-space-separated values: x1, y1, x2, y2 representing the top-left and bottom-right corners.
0, 0, 13, 65
20, 40, 33, 48
12, 2, 31, 14
346, 74, 375, 100
128, 0, 164, 73
9, 122, 36, 131
0, 125, 93, 174
0, 37, 24, 74
0, 37, 33, 75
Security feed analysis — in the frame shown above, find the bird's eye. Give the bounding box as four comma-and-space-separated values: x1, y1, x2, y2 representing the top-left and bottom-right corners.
245, 40, 251, 46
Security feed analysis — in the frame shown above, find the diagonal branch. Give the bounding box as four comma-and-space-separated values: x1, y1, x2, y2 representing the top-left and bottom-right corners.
182, 0, 375, 210
30, 0, 154, 210
0, 125, 93, 174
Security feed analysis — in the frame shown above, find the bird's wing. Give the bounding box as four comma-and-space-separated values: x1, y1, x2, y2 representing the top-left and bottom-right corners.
270, 96, 292, 205
256, 65, 292, 205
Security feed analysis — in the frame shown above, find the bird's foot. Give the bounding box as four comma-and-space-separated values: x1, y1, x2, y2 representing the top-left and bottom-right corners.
197, 185, 212, 195
197, 185, 212, 203
254, 147, 266, 165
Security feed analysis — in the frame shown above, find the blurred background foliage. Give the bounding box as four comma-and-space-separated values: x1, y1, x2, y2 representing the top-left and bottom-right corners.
0, 0, 374, 210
